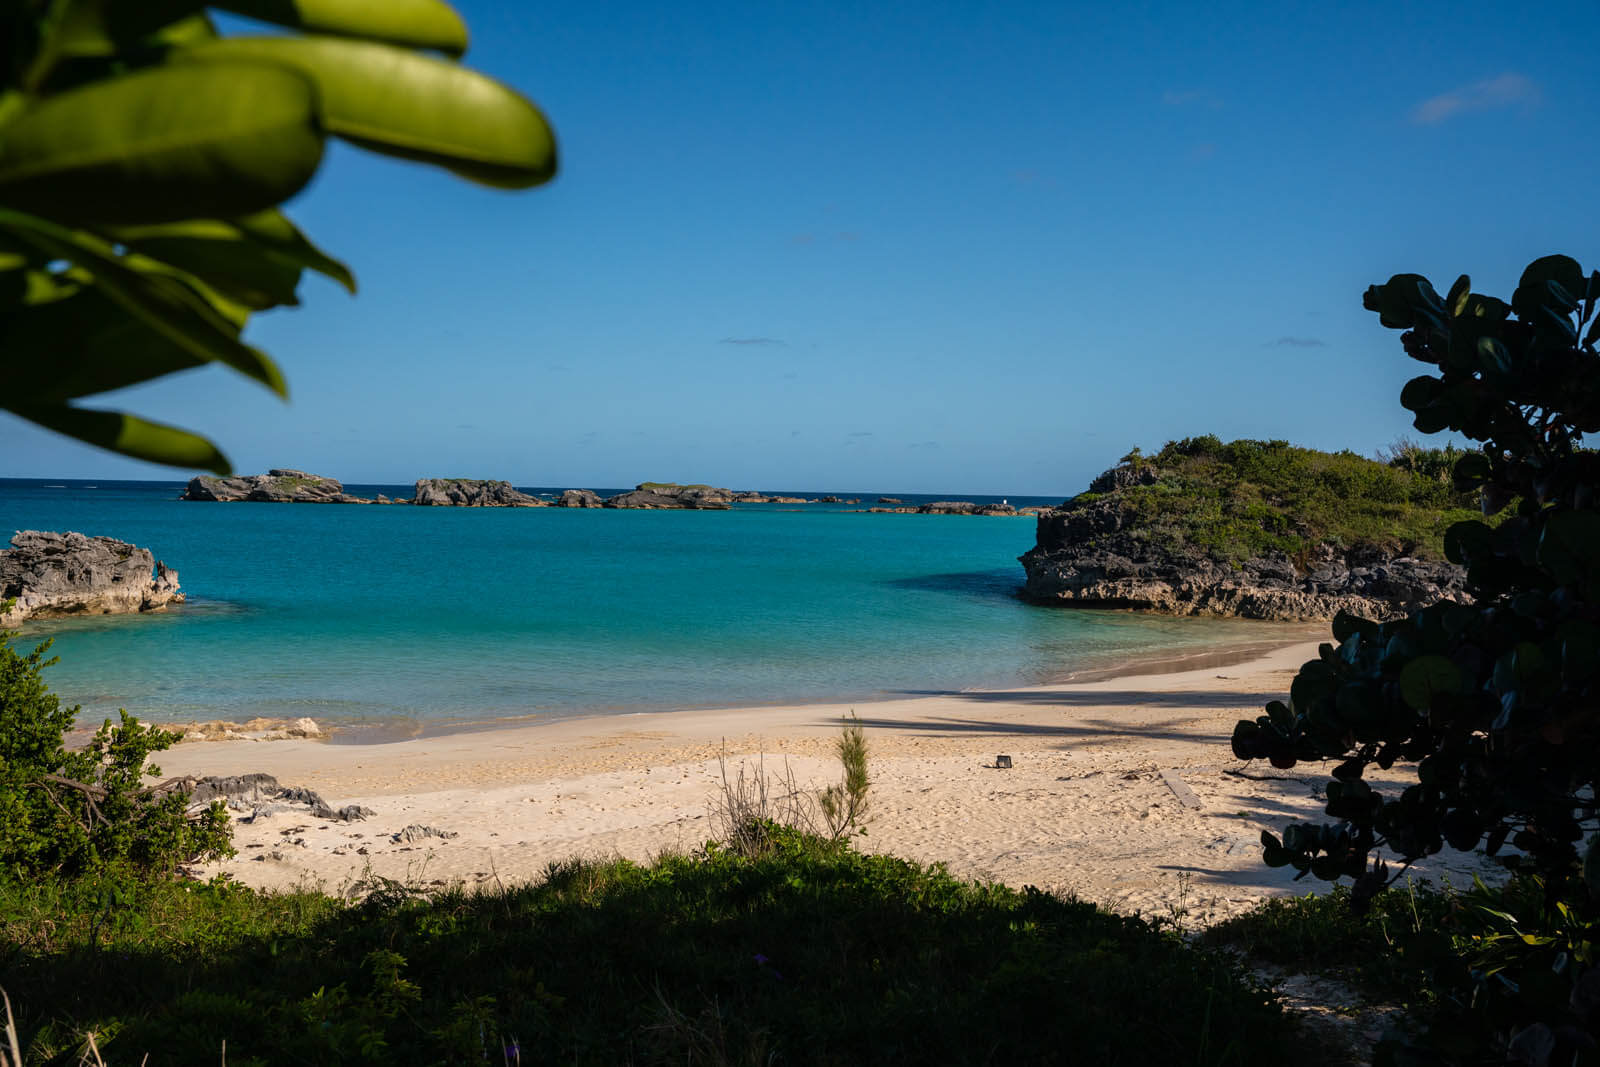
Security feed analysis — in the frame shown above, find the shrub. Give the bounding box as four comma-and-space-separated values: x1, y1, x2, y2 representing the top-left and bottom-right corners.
712, 714, 872, 857
0, 633, 231, 880
1231, 254, 1600, 1063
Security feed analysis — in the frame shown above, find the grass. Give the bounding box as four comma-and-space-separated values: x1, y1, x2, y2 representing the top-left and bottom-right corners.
1070, 435, 1484, 564
0, 830, 1304, 1066
1199, 881, 1459, 1009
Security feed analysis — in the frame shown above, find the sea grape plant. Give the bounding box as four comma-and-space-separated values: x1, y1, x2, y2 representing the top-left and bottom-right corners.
0, 0, 558, 472
0, 632, 231, 877
1233, 253, 1600, 896
1231, 254, 1600, 1054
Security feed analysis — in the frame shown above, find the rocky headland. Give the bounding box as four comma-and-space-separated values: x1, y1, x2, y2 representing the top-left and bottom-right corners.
1, 530, 183, 626
1019, 437, 1475, 621
412, 479, 545, 507
181, 469, 372, 503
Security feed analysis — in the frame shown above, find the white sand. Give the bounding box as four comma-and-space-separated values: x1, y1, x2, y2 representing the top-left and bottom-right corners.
155, 639, 1488, 922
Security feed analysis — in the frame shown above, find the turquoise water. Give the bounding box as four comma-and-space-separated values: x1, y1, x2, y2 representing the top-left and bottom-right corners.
2, 480, 1285, 732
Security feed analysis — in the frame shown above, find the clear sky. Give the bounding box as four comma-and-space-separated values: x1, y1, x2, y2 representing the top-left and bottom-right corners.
5, 0, 1598, 495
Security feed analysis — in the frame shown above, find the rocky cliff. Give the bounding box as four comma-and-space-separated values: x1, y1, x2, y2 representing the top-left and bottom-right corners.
1019, 439, 1475, 621
411, 479, 546, 507
605, 484, 733, 509
182, 469, 372, 503
1, 530, 183, 626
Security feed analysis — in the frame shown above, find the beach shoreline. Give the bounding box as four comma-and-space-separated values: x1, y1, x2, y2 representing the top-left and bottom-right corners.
143, 620, 1329, 747
154, 635, 1490, 924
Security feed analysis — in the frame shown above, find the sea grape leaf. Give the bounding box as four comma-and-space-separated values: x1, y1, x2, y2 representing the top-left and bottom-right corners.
0, 62, 323, 225
172, 36, 556, 189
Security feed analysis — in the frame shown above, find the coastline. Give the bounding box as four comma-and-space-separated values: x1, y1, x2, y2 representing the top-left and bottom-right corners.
156, 636, 1490, 924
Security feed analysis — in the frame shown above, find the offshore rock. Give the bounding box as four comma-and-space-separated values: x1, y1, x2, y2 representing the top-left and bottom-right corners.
918, 500, 978, 515
181, 469, 371, 503
606, 484, 733, 509
556, 489, 604, 508
1019, 477, 1468, 622
412, 479, 546, 507
1, 530, 183, 626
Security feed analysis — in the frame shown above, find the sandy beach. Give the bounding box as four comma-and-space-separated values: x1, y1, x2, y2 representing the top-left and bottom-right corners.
155, 638, 1487, 923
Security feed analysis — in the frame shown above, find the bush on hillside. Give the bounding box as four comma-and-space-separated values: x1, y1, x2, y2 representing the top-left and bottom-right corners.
0, 631, 231, 879
1231, 254, 1600, 1063
1079, 435, 1482, 564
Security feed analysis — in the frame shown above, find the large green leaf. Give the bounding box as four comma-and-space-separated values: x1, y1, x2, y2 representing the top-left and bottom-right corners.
2, 288, 210, 400
111, 226, 306, 310
1, 210, 286, 396
7, 403, 231, 474
213, 0, 469, 57
0, 61, 324, 225
174, 37, 556, 188
112, 211, 357, 295
231, 210, 357, 293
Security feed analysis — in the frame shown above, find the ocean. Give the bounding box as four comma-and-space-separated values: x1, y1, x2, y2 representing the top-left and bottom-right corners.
1, 479, 1287, 735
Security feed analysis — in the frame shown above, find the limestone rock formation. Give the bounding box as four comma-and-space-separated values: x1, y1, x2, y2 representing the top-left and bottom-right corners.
412, 479, 546, 507
556, 489, 604, 508
1, 530, 184, 626
181, 469, 371, 503
606, 484, 733, 509
918, 500, 977, 515
1019, 476, 1468, 622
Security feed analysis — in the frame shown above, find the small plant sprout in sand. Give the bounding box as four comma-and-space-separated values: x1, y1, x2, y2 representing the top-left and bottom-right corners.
818, 712, 870, 841
712, 713, 871, 856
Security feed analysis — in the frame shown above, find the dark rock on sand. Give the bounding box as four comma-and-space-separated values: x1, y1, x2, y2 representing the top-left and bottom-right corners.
188, 774, 373, 822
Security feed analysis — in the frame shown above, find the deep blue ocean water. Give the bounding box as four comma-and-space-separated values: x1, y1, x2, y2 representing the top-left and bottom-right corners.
1, 479, 1287, 732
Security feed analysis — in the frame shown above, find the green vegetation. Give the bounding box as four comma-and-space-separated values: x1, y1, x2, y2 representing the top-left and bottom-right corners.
1202, 882, 1456, 1009
0, 634, 230, 880
1233, 254, 1600, 1062
1071, 435, 1482, 563
0, 831, 1298, 1066
0, 1, 556, 473
0, 639, 1303, 1064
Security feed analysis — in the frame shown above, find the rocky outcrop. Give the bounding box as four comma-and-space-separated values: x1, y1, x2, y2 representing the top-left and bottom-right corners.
877, 497, 904, 505
182, 469, 371, 503
1019, 488, 1468, 622
919, 500, 977, 514
1, 530, 183, 626
556, 489, 604, 508
186, 773, 372, 822
606, 484, 733, 509
412, 479, 546, 507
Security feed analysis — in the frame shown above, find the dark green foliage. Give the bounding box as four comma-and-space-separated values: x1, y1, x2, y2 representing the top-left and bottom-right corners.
0, 828, 1299, 1065
1202, 882, 1457, 1008
1, 1, 556, 471
1078, 436, 1480, 564
0, 634, 231, 879
1232, 254, 1600, 1063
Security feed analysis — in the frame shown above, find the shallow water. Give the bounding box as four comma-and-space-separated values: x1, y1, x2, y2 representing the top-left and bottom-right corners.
2, 480, 1290, 727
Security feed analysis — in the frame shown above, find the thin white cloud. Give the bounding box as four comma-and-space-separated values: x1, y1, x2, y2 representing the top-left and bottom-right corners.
1412, 73, 1539, 124
719, 337, 787, 346
1266, 336, 1327, 348
1162, 89, 1223, 109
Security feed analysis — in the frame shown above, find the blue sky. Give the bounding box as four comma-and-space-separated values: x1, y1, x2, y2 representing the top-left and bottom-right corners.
5, 0, 1598, 495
